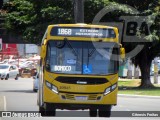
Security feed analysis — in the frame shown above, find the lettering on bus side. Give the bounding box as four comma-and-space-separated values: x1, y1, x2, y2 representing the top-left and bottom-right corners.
58, 28, 72, 35
54, 65, 72, 72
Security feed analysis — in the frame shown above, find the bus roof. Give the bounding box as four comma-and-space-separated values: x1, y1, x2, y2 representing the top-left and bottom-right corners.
42, 23, 119, 44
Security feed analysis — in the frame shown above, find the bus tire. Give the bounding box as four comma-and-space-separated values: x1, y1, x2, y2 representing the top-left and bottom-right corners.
44, 103, 56, 116
98, 105, 111, 117
89, 108, 97, 117
39, 106, 45, 117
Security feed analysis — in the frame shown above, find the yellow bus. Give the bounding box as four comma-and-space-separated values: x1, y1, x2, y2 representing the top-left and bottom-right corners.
38, 23, 125, 117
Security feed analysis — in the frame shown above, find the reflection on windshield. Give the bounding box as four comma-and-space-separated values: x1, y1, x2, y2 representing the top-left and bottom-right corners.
85, 48, 112, 74
64, 38, 78, 56
45, 40, 119, 75
46, 40, 82, 74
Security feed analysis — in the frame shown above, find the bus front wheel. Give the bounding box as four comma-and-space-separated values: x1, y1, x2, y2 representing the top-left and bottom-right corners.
89, 108, 97, 117
98, 105, 111, 117
39, 106, 45, 116
44, 103, 56, 116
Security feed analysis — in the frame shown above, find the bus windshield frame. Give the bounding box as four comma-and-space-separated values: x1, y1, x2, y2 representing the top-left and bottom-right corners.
45, 40, 119, 75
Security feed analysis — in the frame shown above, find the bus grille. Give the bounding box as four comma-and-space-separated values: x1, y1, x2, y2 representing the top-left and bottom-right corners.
62, 94, 101, 101
65, 94, 75, 100
55, 76, 108, 85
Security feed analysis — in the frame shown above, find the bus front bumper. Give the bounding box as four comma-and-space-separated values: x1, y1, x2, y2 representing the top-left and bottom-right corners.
43, 85, 118, 107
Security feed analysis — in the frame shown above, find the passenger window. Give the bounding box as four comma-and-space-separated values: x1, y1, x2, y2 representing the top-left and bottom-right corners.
10, 66, 13, 71
12, 66, 16, 70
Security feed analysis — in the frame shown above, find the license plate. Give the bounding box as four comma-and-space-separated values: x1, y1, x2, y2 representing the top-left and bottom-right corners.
75, 96, 88, 101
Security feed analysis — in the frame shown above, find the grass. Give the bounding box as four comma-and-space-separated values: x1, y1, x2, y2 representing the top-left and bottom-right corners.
118, 79, 141, 87
118, 79, 160, 96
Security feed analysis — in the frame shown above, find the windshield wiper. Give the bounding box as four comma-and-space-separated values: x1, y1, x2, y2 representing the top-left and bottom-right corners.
87, 44, 96, 66
64, 38, 77, 56
89, 48, 96, 57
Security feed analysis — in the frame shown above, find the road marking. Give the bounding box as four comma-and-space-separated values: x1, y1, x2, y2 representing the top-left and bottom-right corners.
3, 96, 7, 111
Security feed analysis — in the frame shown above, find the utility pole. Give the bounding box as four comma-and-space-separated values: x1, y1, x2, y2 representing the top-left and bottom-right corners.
74, 0, 84, 23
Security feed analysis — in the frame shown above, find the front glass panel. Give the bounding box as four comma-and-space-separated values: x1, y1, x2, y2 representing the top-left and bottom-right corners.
45, 40, 119, 75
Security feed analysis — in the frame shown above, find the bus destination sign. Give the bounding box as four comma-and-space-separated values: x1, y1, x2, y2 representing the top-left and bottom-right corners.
50, 27, 116, 38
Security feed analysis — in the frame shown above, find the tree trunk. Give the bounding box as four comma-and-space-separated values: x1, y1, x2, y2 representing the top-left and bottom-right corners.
138, 49, 154, 88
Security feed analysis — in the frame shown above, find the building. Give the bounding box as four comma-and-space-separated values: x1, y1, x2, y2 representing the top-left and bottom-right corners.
0, 43, 18, 61
17, 44, 39, 57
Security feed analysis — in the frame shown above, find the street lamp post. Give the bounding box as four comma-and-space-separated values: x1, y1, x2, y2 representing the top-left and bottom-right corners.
74, 0, 84, 23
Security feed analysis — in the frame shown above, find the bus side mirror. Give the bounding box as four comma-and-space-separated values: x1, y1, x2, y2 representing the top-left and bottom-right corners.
40, 39, 47, 58
41, 45, 46, 58
120, 47, 125, 59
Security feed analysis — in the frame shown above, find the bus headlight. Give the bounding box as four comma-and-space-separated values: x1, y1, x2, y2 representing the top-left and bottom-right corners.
104, 83, 117, 96
111, 84, 117, 90
46, 81, 59, 94
46, 81, 52, 89
52, 85, 59, 94
104, 87, 111, 95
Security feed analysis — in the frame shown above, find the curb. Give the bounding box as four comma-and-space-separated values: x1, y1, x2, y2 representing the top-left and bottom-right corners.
118, 94, 160, 99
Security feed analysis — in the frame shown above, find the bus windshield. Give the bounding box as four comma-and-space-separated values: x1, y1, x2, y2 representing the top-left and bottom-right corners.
45, 40, 119, 75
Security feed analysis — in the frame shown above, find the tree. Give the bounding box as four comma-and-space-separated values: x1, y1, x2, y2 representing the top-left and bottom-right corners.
2, 0, 74, 44
112, 0, 160, 88
2, 0, 160, 87
2, 0, 112, 44
84, 0, 110, 22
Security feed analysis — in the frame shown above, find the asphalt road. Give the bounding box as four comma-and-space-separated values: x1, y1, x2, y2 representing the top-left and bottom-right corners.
0, 77, 160, 119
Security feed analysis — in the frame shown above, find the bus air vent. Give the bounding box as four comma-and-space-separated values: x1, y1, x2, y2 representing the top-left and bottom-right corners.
55, 76, 108, 85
